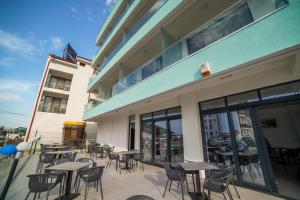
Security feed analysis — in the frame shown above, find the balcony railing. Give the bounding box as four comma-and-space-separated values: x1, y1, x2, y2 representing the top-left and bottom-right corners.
93, 0, 168, 75
95, 0, 134, 57
86, 0, 287, 112
110, 0, 287, 95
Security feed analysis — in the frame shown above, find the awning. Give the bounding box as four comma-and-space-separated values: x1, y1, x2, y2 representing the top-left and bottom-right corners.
63, 121, 86, 126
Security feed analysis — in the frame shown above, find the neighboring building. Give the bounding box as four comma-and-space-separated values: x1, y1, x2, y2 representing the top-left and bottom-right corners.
85, 0, 300, 199
26, 45, 98, 144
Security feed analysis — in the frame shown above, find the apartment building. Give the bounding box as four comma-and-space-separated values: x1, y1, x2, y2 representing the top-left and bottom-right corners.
26, 45, 98, 144
85, 0, 300, 198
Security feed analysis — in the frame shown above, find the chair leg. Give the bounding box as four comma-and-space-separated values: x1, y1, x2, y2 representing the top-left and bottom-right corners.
231, 178, 240, 199
163, 179, 169, 197
169, 180, 172, 191
202, 189, 205, 200
84, 183, 89, 200
46, 190, 50, 200
24, 191, 31, 200
208, 190, 211, 200
33, 193, 37, 200
180, 181, 184, 200
222, 192, 227, 200
226, 188, 233, 200
100, 179, 104, 200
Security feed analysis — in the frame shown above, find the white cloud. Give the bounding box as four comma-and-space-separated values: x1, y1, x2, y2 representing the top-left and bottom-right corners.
50, 36, 63, 50
0, 57, 15, 67
0, 92, 21, 102
105, 0, 115, 6
0, 79, 38, 92
0, 30, 36, 55
87, 16, 94, 22
70, 6, 77, 13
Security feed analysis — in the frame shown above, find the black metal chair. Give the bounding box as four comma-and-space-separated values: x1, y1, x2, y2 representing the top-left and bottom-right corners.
78, 166, 105, 200
44, 158, 70, 192
162, 163, 186, 200
133, 152, 144, 171
36, 153, 56, 173
74, 157, 97, 193
203, 166, 235, 200
25, 173, 63, 200
106, 150, 118, 171
117, 153, 132, 174
211, 165, 241, 199
62, 152, 77, 161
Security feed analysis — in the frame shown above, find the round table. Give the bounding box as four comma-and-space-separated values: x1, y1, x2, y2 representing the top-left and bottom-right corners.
126, 195, 154, 200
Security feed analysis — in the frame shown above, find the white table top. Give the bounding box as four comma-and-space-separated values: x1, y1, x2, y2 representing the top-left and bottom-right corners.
45, 150, 73, 155
179, 162, 219, 172
47, 162, 89, 171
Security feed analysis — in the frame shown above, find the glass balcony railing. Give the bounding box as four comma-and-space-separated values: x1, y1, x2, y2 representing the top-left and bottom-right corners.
111, 0, 288, 95
95, 0, 134, 56
93, 0, 168, 75
86, 0, 287, 112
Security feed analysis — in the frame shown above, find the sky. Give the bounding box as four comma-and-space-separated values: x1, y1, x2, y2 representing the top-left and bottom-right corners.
0, 0, 116, 128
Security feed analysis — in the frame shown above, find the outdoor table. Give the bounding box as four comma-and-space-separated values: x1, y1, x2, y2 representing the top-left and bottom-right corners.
48, 145, 69, 151
47, 161, 90, 200
179, 162, 219, 199
118, 150, 138, 170
96, 146, 105, 158
45, 150, 73, 159
127, 195, 154, 200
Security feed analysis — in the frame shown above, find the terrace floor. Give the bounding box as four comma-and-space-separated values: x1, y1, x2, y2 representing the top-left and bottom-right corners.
6, 153, 284, 200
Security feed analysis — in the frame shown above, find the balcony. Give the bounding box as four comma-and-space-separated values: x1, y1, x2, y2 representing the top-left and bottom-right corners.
83, 0, 300, 120
93, 0, 136, 59
93, 0, 289, 97
93, 0, 167, 81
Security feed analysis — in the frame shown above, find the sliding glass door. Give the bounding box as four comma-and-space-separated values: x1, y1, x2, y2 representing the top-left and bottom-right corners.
141, 107, 184, 165
202, 108, 267, 189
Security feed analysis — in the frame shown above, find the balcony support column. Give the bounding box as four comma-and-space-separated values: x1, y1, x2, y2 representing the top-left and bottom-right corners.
160, 28, 176, 50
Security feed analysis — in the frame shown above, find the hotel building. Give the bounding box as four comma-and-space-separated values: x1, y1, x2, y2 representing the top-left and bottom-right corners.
85, 0, 300, 198
26, 46, 98, 144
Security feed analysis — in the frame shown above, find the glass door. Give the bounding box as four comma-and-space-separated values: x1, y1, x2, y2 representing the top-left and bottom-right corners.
202, 109, 269, 189
154, 120, 168, 164
141, 121, 153, 163
169, 118, 184, 162
230, 109, 266, 187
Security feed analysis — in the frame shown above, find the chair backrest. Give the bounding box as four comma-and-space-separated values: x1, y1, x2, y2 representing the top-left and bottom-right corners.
79, 166, 105, 183
163, 163, 182, 180
27, 173, 63, 193
76, 157, 97, 172
40, 153, 56, 164
119, 154, 131, 162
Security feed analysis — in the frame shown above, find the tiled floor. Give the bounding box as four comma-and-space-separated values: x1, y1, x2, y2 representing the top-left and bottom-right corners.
6, 153, 284, 200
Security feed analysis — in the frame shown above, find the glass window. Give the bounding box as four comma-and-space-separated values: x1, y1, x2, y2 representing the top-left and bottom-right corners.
167, 107, 181, 116
201, 98, 226, 110
64, 80, 71, 91
203, 113, 233, 166
49, 77, 57, 88
142, 113, 152, 121
129, 115, 135, 123
59, 99, 68, 114
227, 91, 259, 106
153, 110, 166, 119
50, 98, 60, 113
170, 118, 184, 162
260, 82, 300, 100
42, 96, 52, 112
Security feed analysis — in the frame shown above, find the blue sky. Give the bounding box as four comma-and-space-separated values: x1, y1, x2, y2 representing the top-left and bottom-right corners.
0, 0, 116, 128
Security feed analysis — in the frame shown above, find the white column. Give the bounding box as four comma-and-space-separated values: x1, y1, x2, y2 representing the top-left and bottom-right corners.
180, 93, 204, 162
